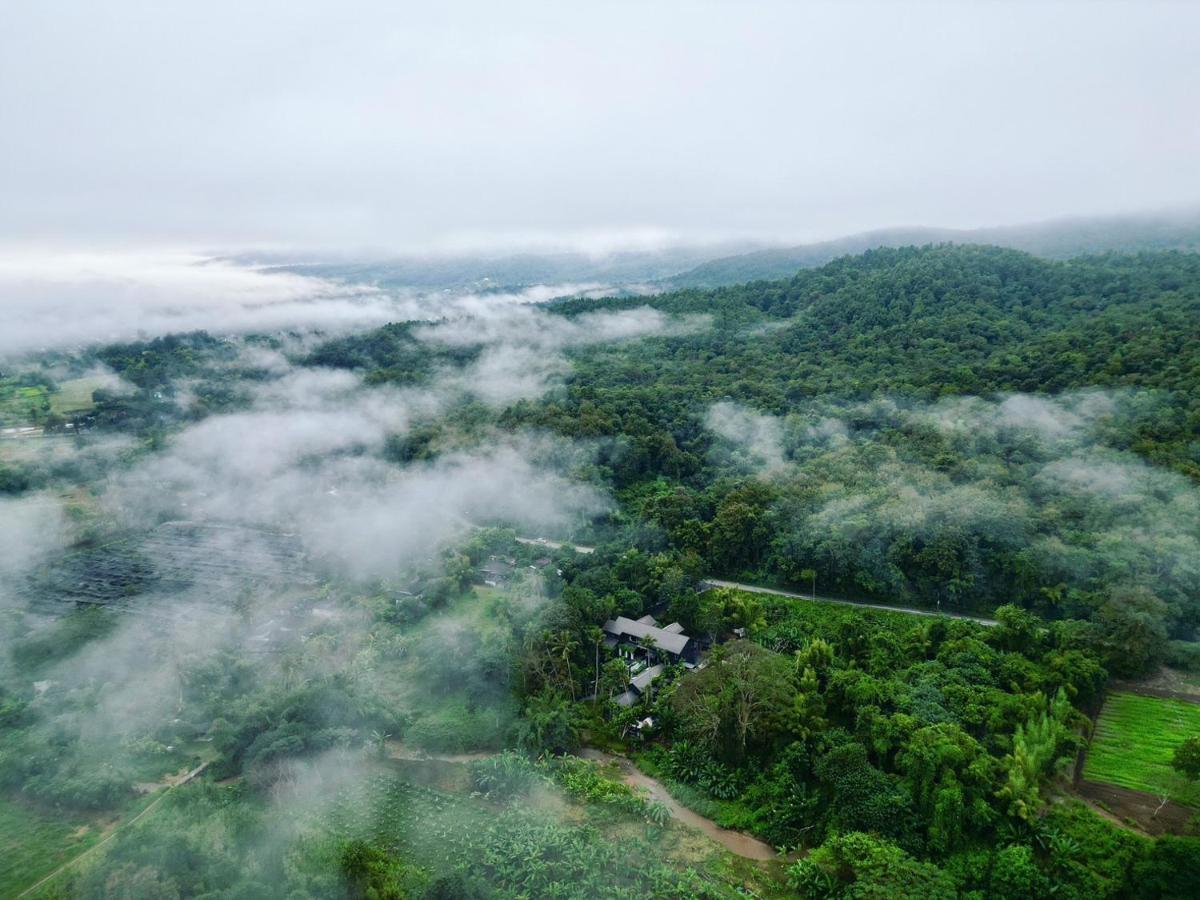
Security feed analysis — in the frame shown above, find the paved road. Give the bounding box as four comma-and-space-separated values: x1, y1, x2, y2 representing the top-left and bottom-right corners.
515, 535, 595, 554
700, 578, 998, 627
510, 531, 995, 626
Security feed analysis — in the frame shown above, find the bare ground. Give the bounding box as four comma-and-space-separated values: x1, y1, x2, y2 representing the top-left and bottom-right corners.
1111, 668, 1200, 703
1074, 780, 1195, 836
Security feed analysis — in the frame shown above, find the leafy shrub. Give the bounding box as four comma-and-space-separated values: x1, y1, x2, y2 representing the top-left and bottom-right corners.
1165, 641, 1200, 673
469, 751, 543, 799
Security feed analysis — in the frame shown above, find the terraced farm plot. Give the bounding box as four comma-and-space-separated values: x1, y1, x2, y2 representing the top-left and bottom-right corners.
1084, 691, 1200, 807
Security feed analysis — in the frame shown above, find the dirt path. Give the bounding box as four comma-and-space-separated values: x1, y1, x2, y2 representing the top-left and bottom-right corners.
17, 763, 208, 898
578, 749, 780, 861
386, 743, 495, 764
700, 578, 998, 626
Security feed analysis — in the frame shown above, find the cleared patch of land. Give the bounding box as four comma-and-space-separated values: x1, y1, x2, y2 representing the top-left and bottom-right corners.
49, 377, 101, 415
1083, 691, 1200, 807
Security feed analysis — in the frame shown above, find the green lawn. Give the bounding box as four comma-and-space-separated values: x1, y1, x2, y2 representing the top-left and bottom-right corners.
1083, 691, 1200, 806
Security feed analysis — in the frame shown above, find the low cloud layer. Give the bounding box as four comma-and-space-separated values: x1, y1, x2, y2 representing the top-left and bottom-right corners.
0, 273, 679, 872
708, 392, 1200, 608
0, 250, 655, 361
428, 305, 709, 406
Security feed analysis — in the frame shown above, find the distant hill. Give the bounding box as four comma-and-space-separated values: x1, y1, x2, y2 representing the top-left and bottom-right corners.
255, 244, 760, 292
235, 210, 1200, 298
667, 210, 1200, 288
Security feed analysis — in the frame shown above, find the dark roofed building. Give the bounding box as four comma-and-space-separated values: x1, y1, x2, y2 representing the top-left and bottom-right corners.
630, 663, 664, 693
614, 664, 666, 708
602, 616, 694, 663
478, 557, 514, 586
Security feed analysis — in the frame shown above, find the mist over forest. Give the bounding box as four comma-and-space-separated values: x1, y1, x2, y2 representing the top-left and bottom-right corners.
5, 1, 1200, 897
3, 228, 1200, 898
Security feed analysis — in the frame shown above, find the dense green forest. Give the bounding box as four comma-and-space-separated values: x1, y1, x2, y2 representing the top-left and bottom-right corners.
4, 244, 1200, 897
323, 246, 1200, 669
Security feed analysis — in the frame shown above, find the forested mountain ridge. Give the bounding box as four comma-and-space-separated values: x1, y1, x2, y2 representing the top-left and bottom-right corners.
668, 211, 1200, 287
543, 245, 1200, 478
418, 249, 1188, 667
287, 245, 1200, 681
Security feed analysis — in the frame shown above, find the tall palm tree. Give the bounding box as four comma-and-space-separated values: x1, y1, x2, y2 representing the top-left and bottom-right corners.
549, 631, 580, 698
586, 625, 605, 702
637, 634, 658, 665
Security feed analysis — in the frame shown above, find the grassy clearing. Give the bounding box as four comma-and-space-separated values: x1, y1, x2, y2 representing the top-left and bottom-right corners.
50, 378, 100, 415
0, 797, 114, 896
1083, 691, 1200, 806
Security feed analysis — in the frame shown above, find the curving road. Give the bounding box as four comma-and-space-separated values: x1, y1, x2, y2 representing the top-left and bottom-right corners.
700, 578, 997, 627
509, 531, 997, 627
577, 748, 781, 860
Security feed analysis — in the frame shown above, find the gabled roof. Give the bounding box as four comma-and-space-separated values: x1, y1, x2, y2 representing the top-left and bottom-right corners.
661, 622, 685, 634
601, 616, 690, 656
630, 664, 664, 693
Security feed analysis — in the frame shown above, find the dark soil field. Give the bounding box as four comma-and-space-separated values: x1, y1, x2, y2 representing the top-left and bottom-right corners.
1075, 780, 1194, 836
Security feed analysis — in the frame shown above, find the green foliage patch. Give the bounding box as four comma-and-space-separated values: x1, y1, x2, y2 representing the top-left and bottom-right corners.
0, 798, 112, 896
1084, 691, 1200, 805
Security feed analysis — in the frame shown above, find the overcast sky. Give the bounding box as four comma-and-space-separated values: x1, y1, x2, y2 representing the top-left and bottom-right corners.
3, 0, 1198, 253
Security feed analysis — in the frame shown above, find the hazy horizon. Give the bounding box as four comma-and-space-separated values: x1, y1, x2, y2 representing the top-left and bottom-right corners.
4, 1, 1199, 255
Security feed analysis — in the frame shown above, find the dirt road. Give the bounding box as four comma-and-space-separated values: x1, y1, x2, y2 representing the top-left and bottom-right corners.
578, 748, 780, 860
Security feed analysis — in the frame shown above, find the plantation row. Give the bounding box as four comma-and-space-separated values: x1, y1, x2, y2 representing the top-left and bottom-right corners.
1084, 692, 1200, 806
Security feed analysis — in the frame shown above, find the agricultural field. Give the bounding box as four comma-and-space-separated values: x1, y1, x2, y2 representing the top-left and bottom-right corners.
48, 378, 101, 417
307, 763, 780, 898
0, 380, 51, 425
43, 760, 785, 899
1083, 691, 1200, 807
0, 376, 98, 426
